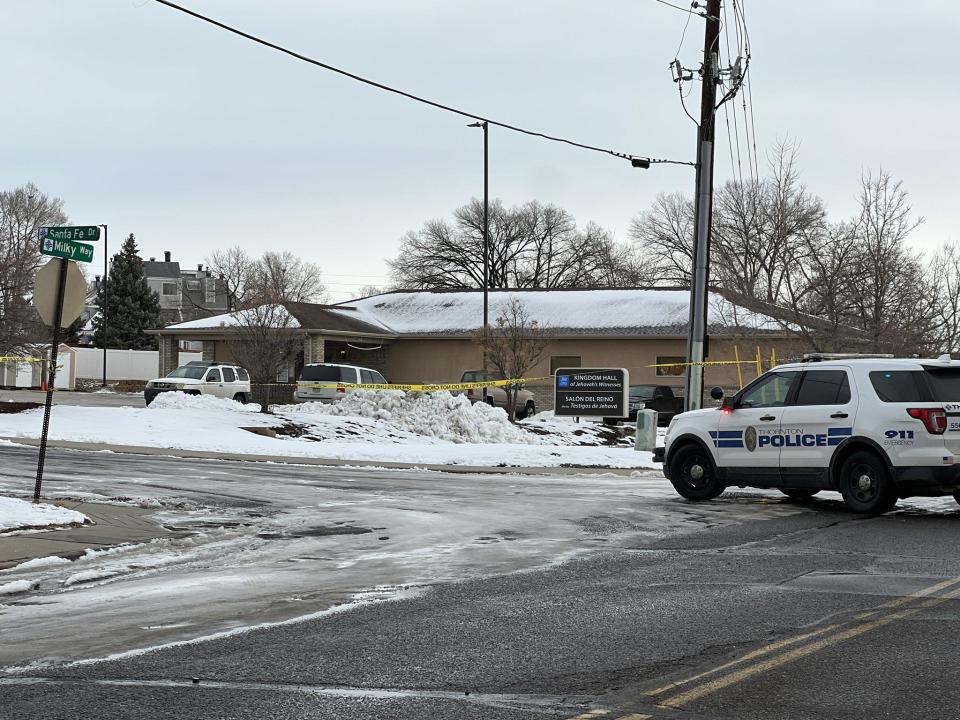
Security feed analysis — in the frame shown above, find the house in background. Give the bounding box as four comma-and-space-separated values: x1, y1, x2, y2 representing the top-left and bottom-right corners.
143, 250, 229, 326
155, 288, 808, 410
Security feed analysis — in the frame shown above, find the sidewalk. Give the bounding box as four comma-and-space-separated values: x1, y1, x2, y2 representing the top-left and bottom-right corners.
0, 501, 170, 570
1, 436, 650, 476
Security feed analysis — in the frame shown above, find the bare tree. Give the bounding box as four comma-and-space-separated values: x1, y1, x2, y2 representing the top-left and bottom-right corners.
356, 284, 390, 298
390, 198, 637, 290
207, 246, 253, 310
628, 191, 695, 285
0, 183, 68, 352
474, 298, 547, 420
250, 251, 327, 304
226, 303, 303, 413
930, 240, 960, 354
207, 248, 327, 309
846, 170, 933, 354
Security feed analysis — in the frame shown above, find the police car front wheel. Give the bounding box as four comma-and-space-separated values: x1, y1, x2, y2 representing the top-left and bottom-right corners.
838, 451, 897, 515
668, 444, 725, 501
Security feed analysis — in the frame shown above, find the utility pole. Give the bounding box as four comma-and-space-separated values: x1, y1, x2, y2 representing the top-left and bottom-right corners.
684, 0, 721, 412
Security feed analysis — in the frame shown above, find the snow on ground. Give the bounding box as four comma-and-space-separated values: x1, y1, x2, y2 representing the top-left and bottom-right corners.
0, 391, 656, 468
0, 496, 88, 532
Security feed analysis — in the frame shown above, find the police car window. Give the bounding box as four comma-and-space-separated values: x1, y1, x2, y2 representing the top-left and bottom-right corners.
373, 371, 387, 384
795, 370, 849, 406
205, 369, 221, 382
237, 368, 249, 382
869, 371, 929, 402
340, 367, 359, 383
738, 372, 798, 408
360, 369, 375, 384
923, 368, 960, 401
222, 367, 236, 383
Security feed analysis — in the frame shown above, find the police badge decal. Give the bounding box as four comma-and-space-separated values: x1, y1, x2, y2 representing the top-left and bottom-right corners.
744, 425, 758, 452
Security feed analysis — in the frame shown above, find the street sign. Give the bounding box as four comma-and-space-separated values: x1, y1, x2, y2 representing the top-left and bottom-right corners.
554, 367, 629, 417
34, 259, 87, 327
40, 225, 100, 242
39, 233, 95, 263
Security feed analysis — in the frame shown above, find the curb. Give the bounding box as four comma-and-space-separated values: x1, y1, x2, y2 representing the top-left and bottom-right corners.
0, 437, 653, 476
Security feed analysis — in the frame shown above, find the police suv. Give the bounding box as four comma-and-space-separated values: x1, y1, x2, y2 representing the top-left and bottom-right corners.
655, 354, 960, 514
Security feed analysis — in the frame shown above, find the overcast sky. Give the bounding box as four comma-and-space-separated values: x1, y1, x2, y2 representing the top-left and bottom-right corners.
4, 1, 958, 301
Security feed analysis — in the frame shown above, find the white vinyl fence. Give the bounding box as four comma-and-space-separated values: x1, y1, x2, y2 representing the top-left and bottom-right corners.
73, 348, 202, 381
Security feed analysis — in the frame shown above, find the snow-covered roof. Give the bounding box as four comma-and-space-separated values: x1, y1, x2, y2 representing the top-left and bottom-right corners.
161, 290, 785, 337
166, 305, 301, 330
327, 289, 782, 337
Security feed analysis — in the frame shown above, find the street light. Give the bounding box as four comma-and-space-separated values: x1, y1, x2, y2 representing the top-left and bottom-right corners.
467, 121, 489, 330
98, 224, 108, 387
468, 120, 489, 405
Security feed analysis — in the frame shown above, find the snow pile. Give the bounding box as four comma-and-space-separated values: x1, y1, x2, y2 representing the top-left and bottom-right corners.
149, 392, 260, 413
0, 497, 88, 532
0, 580, 35, 596
281, 390, 538, 444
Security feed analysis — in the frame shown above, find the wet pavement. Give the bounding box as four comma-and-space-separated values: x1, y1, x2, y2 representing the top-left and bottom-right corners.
2, 445, 959, 719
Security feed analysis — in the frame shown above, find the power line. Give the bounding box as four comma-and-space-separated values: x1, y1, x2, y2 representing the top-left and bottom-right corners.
151, 0, 694, 168
737, 0, 760, 180
653, 0, 707, 17
720, 1, 744, 186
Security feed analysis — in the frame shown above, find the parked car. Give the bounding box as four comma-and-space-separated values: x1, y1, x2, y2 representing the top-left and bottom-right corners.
459, 370, 537, 419
144, 361, 251, 405
293, 363, 388, 403
603, 384, 685, 426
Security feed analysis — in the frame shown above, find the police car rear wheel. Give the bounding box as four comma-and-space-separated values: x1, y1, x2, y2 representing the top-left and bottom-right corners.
669, 444, 725, 501
780, 488, 820, 499
838, 451, 896, 514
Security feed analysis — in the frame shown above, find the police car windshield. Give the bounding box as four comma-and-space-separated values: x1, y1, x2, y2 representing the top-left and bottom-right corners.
166, 366, 206, 380
629, 386, 657, 399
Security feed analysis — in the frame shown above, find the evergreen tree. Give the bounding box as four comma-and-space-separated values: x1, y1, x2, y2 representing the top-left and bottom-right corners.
92, 234, 161, 350
62, 315, 84, 345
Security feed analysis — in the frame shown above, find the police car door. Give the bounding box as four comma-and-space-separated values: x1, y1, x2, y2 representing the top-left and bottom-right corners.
716, 371, 800, 484
776, 368, 856, 488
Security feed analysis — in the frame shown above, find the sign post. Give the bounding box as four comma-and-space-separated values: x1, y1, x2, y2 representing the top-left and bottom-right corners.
554, 368, 629, 418
32, 227, 94, 502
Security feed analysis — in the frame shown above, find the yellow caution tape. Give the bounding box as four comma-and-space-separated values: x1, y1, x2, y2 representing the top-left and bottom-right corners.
293, 376, 552, 392
647, 360, 761, 368
0, 356, 46, 363
249, 376, 553, 391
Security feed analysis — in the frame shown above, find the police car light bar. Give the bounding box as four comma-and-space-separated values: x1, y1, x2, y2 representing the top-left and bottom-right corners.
801, 353, 895, 363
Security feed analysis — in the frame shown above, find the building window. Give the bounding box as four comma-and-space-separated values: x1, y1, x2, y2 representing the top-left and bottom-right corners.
161, 282, 177, 296
656, 356, 685, 377
550, 356, 581, 375
186, 280, 201, 291
205, 278, 216, 304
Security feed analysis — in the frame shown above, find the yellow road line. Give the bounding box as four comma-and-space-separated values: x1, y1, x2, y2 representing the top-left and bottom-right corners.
644, 623, 842, 696
853, 573, 960, 618
648, 573, 960, 697
656, 582, 960, 709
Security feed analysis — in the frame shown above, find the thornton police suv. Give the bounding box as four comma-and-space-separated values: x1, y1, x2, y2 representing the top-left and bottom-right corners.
654, 354, 960, 514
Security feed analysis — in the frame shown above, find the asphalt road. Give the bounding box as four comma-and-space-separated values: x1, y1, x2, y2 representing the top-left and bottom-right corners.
3, 448, 960, 719
0, 388, 144, 408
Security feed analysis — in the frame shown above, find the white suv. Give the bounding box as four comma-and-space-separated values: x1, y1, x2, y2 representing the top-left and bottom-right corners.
145, 362, 251, 405
655, 355, 960, 514
293, 363, 388, 403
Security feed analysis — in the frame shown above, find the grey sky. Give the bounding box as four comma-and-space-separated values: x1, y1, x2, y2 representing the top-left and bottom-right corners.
4, 1, 958, 301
